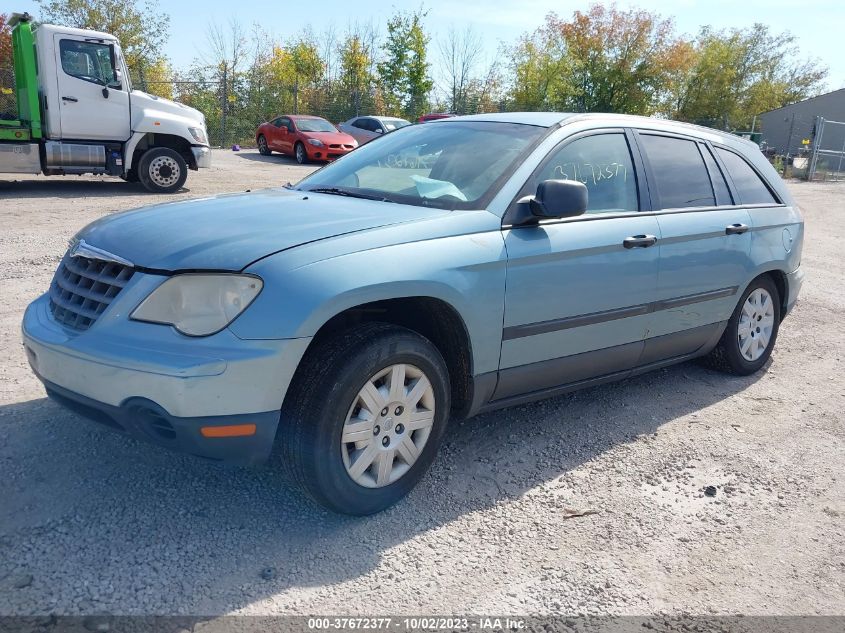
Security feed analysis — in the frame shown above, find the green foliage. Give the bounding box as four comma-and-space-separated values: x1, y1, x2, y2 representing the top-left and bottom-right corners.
35, 0, 169, 75
672, 24, 828, 129
377, 9, 433, 119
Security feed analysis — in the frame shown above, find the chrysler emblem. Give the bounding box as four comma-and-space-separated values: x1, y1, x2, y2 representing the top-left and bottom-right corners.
68, 239, 134, 267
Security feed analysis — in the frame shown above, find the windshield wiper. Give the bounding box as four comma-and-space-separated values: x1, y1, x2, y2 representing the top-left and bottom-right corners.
307, 187, 392, 202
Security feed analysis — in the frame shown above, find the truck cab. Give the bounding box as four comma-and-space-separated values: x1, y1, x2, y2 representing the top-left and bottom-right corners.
0, 13, 210, 193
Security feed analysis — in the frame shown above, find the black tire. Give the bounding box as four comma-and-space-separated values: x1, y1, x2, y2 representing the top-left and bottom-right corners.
294, 142, 308, 165
138, 147, 188, 193
257, 135, 271, 155
702, 275, 781, 375
275, 323, 451, 515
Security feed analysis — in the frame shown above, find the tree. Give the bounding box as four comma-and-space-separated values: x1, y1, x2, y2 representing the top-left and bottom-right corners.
35, 0, 170, 74
377, 9, 433, 118
673, 25, 828, 129
438, 27, 482, 114
0, 14, 12, 69
506, 17, 572, 111
554, 4, 689, 114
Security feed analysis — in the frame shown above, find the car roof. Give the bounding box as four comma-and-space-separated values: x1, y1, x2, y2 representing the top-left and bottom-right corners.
434, 111, 759, 148
290, 115, 326, 120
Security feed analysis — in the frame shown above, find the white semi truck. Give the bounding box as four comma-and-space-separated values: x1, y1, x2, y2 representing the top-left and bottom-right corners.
1, 13, 210, 193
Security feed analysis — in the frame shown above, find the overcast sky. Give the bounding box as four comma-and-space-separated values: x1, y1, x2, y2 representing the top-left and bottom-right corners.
16, 0, 845, 90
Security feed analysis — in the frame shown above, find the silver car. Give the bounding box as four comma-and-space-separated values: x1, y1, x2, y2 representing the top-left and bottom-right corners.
338, 115, 412, 145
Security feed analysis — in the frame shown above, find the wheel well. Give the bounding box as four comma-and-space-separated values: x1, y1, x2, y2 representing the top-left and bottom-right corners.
308, 297, 474, 417
762, 270, 788, 319
132, 134, 196, 170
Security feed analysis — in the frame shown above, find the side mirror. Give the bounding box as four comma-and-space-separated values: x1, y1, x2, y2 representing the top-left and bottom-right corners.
374, 128, 384, 134
529, 179, 588, 219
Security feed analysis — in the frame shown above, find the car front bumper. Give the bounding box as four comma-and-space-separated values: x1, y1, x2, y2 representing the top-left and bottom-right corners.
22, 292, 311, 465
306, 144, 355, 161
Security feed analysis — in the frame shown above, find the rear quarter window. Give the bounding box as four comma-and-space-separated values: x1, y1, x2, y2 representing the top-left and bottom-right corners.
715, 148, 778, 205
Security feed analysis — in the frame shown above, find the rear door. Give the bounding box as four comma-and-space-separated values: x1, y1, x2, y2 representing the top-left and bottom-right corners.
54, 35, 130, 141
496, 130, 661, 401
634, 131, 754, 363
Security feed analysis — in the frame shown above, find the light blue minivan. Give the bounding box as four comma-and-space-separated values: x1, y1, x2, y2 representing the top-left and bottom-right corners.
22, 113, 804, 514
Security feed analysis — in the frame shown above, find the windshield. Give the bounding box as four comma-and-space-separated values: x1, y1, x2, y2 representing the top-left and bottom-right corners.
296, 121, 546, 209
296, 118, 338, 132
383, 118, 410, 131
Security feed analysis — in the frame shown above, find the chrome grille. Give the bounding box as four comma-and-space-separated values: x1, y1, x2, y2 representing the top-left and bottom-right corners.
49, 254, 134, 331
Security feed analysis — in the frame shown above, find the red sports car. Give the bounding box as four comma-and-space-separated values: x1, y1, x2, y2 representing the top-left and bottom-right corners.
256, 115, 358, 164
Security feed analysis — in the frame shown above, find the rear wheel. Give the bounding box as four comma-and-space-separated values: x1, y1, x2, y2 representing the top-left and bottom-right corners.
138, 147, 188, 193
275, 323, 450, 515
295, 142, 308, 165
703, 275, 781, 375
257, 135, 271, 155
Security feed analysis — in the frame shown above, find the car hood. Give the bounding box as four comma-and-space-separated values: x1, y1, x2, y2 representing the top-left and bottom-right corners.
76, 188, 438, 271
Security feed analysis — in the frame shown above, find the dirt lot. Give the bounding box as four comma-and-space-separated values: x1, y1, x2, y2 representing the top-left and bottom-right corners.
0, 150, 843, 616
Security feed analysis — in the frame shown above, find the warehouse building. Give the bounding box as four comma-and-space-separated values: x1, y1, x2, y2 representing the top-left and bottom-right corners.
759, 88, 845, 155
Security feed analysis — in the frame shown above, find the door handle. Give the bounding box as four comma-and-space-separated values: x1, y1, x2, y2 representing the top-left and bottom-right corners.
61, 96, 78, 102
725, 223, 749, 235
623, 234, 658, 249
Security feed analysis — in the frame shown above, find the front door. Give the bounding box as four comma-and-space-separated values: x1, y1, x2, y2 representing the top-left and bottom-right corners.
496, 130, 661, 401
54, 35, 130, 141
634, 132, 754, 363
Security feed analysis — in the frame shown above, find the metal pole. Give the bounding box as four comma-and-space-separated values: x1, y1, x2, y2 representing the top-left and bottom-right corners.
221, 64, 227, 148
783, 112, 796, 177
808, 117, 825, 182
294, 77, 299, 115
750, 114, 756, 135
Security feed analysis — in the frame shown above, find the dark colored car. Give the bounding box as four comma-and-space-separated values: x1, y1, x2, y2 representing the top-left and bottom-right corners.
256, 115, 358, 164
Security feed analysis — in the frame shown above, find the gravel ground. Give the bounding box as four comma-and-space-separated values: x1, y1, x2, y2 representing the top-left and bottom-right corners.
0, 150, 843, 616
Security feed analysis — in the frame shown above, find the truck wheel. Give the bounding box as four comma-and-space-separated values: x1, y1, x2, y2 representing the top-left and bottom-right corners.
275, 323, 450, 515
702, 275, 781, 375
257, 135, 271, 155
138, 147, 188, 193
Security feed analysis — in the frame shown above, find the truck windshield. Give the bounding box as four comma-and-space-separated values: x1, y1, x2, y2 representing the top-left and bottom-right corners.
296, 121, 546, 210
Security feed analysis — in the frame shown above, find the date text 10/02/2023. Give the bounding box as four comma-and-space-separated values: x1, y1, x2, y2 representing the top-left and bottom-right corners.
306, 617, 528, 630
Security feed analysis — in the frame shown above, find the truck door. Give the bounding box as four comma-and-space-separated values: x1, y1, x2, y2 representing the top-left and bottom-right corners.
54, 35, 130, 141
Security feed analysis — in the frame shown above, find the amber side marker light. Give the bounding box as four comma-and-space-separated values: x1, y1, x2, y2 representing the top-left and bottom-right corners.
200, 424, 257, 438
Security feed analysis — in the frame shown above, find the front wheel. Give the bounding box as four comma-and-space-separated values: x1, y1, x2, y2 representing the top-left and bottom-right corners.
275, 323, 450, 515
257, 135, 271, 155
138, 147, 188, 193
294, 142, 308, 165
703, 275, 781, 375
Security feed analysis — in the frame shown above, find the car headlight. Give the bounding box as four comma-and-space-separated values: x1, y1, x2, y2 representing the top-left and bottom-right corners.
188, 126, 208, 145
131, 274, 262, 337
307, 138, 324, 147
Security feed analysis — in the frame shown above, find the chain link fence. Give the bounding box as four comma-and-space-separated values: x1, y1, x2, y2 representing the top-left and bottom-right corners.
807, 117, 845, 181
131, 72, 420, 149
0, 66, 16, 121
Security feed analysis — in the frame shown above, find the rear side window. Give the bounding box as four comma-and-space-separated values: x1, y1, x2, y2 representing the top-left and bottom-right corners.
533, 133, 639, 214
701, 145, 732, 205
639, 134, 714, 209
715, 148, 778, 205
